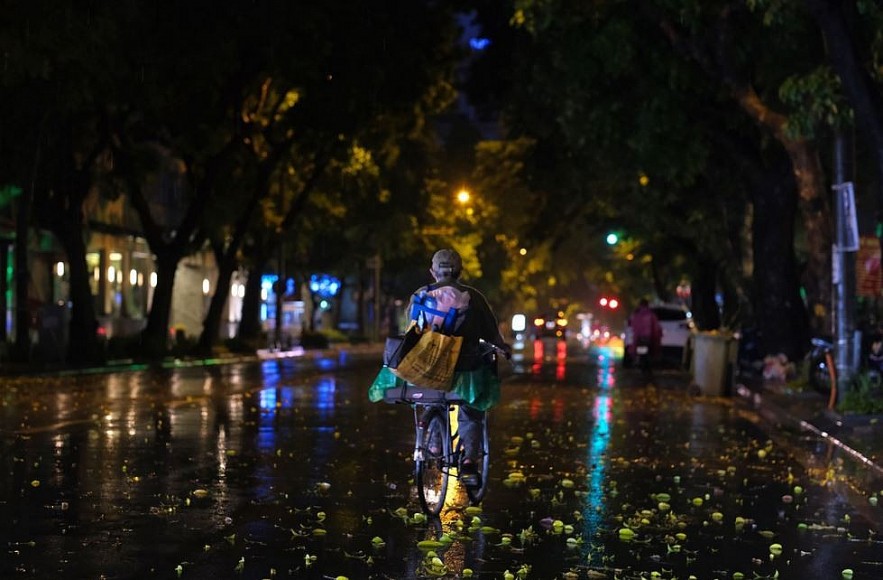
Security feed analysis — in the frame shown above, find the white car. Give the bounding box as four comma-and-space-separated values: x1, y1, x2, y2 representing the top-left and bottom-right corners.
624, 304, 694, 366
654, 304, 695, 352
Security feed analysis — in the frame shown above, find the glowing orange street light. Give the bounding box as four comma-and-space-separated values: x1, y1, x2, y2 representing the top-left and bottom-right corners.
456, 188, 471, 204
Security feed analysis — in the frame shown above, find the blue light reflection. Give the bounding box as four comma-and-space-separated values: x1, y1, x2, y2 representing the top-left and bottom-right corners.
314, 377, 336, 417
315, 356, 337, 372
261, 360, 281, 386
583, 394, 611, 563
583, 351, 614, 565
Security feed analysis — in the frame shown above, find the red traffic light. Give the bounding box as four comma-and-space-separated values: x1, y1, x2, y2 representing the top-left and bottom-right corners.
599, 297, 619, 309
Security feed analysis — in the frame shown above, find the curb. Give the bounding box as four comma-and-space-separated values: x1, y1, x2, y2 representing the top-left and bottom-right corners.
735, 382, 883, 480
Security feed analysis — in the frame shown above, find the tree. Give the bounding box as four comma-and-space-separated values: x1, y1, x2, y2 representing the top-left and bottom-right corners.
485, 2, 748, 321
460, 0, 836, 357
0, 1, 130, 365
203, 1, 463, 351
655, 2, 833, 339
103, 1, 461, 357
804, 0, 883, 244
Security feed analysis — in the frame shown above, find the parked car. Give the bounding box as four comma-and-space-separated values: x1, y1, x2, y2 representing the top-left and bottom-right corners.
623, 303, 694, 366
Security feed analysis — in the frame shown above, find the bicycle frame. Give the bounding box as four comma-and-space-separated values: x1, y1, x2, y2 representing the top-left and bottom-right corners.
383, 384, 490, 515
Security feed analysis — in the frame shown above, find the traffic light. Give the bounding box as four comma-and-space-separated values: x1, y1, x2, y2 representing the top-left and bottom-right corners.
605, 232, 619, 245
599, 296, 619, 309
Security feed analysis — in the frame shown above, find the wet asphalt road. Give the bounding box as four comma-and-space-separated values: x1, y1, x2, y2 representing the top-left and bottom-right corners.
1, 343, 881, 579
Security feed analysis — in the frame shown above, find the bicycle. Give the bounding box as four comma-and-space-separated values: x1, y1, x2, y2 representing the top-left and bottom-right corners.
383, 344, 502, 516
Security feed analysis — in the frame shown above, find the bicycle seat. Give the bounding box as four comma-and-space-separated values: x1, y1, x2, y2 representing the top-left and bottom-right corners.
382, 384, 467, 405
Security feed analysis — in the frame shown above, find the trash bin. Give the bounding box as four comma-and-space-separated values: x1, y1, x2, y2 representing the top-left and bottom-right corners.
690, 331, 738, 396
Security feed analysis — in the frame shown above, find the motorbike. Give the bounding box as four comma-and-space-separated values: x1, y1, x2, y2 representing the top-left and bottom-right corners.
634, 338, 653, 379
807, 336, 834, 394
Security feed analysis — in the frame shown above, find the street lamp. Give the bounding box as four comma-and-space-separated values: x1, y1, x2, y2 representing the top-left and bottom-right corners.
455, 187, 475, 218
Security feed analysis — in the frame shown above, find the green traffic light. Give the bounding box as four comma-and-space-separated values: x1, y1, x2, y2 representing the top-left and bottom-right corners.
606, 233, 618, 245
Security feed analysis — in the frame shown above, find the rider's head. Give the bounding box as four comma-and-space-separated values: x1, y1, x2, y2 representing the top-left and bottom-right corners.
430, 248, 462, 282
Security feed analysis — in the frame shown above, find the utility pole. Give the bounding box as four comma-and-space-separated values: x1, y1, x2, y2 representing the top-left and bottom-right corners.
274, 233, 284, 350
368, 253, 381, 342
832, 130, 859, 402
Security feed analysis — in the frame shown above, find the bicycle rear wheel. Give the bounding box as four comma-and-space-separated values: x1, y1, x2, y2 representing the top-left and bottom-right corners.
465, 415, 490, 504
416, 409, 450, 515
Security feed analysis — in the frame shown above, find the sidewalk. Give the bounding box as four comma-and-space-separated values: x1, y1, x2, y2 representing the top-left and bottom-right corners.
0, 341, 386, 378
734, 376, 883, 493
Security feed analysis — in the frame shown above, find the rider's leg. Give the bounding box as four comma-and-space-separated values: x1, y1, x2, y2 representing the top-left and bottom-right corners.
457, 405, 485, 463
457, 405, 484, 486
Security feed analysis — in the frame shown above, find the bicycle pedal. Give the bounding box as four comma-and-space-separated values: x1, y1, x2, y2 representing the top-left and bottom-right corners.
460, 473, 481, 488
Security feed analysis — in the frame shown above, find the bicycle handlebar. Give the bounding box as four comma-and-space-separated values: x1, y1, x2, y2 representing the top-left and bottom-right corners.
479, 339, 512, 359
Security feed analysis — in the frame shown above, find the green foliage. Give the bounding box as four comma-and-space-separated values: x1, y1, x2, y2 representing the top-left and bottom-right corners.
745, 0, 792, 27
0, 185, 22, 208
840, 372, 883, 415
321, 328, 349, 344
484, 1, 753, 312
779, 67, 853, 138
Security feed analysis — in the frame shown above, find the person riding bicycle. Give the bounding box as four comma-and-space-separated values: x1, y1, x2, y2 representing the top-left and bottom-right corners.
369, 248, 511, 485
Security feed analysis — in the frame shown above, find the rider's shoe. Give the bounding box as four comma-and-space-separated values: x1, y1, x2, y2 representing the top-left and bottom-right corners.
459, 461, 481, 488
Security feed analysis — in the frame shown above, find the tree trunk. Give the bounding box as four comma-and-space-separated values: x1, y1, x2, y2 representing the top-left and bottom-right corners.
0, 240, 9, 342
752, 175, 810, 361
649, 258, 667, 302
31, 132, 104, 366
781, 138, 833, 336
356, 261, 366, 335
14, 174, 32, 362
691, 256, 721, 331
735, 87, 832, 336
195, 257, 234, 355
142, 250, 178, 357
237, 260, 268, 344
54, 222, 103, 365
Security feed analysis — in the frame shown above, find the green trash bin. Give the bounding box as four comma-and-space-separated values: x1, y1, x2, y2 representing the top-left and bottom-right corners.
690, 331, 738, 396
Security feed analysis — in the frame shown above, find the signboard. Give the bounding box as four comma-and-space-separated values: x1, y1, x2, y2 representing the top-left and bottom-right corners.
857, 235, 882, 297
833, 182, 860, 251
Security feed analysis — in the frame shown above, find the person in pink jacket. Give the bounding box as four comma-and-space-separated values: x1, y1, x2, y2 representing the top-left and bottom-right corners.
628, 298, 662, 361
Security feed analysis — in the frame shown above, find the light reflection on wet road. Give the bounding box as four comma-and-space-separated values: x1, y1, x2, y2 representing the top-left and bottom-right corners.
1, 345, 880, 579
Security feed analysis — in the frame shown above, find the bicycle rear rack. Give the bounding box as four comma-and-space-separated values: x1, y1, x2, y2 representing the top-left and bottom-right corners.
382, 384, 467, 405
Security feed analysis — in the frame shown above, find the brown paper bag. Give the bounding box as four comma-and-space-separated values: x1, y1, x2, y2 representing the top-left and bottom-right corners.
391, 329, 463, 389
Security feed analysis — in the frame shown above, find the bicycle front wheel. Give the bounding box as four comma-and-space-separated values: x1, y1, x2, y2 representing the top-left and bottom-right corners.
416, 409, 450, 516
